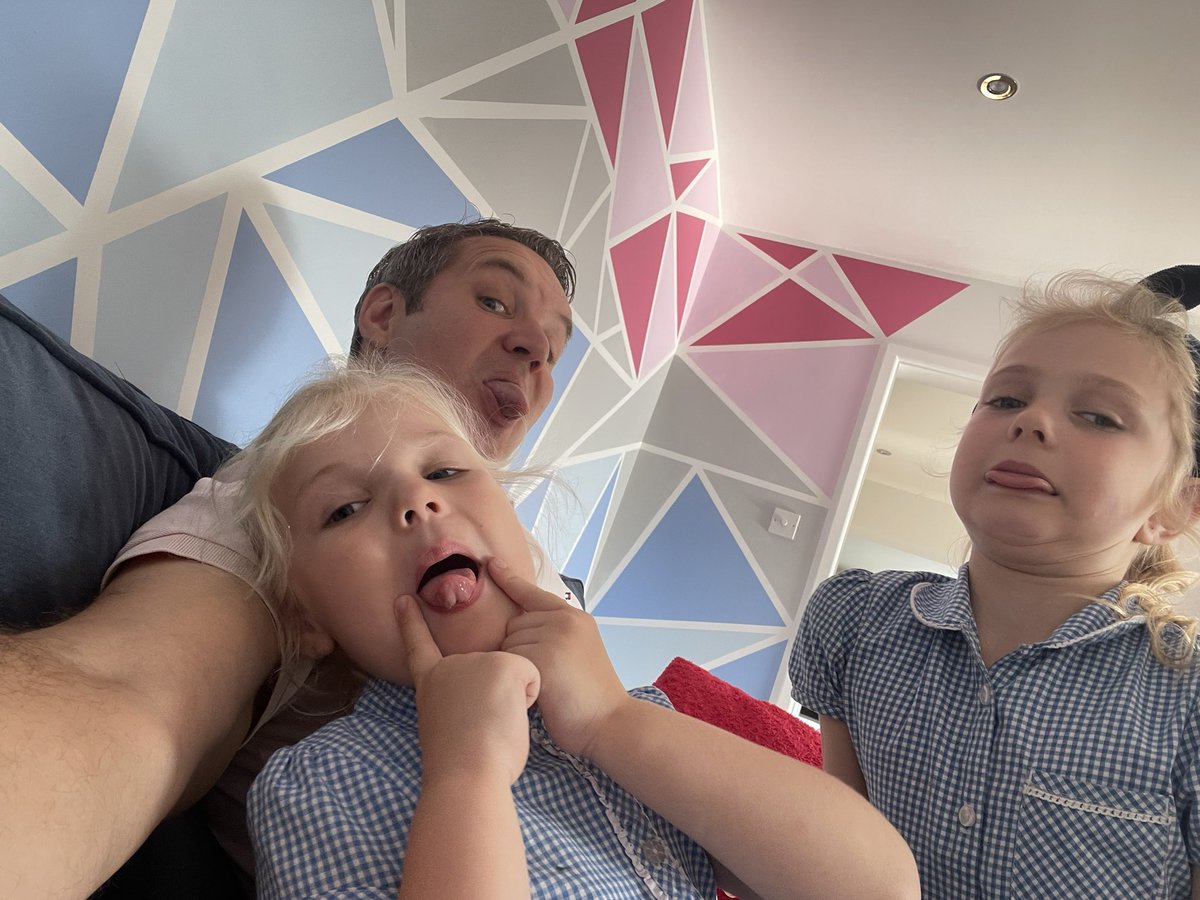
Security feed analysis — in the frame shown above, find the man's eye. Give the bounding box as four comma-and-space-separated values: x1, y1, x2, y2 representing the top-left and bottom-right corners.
479, 297, 508, 313
326, 501, 364, 525
426, 467, 463, 481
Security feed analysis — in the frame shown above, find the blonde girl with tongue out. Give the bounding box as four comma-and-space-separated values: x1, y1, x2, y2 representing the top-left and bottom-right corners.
793, 272, 1200, 899
235, 360, 917, 900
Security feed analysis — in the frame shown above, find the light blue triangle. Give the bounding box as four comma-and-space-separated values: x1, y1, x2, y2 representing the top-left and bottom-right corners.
193, 214, 329, 444
709, 640, 788, 701
1, 259, 77, 343
594, 476, 783, 626
265, 121, 475, 227
0, 2, 148, 202
599, 623, 774, 691
95, 196, 227, 410
538, 454, 623, 569
0, 167, 65, 256
562, 462, 620, 584
516, 478, 552, 532
113, 0, 390, 209
514, 326, 591, 463
265, 205, 399, 350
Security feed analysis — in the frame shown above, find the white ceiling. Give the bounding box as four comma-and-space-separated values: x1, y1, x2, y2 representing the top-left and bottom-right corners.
705, 0, 1200, 287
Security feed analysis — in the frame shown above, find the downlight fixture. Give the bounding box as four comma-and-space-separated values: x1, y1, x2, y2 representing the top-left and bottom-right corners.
978, 73, 1017, 100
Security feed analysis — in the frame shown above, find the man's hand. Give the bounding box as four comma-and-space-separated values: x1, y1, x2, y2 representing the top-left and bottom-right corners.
396, 594, 538, 787
491, 558, 630, 758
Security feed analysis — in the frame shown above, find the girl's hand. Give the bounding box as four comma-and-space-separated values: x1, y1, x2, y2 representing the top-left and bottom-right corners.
491, 559, 631, 758
396, 594, 539, 787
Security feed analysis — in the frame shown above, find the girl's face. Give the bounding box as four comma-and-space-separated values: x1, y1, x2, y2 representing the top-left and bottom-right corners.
272, 401, 535, 685
949, 320, 1181, 575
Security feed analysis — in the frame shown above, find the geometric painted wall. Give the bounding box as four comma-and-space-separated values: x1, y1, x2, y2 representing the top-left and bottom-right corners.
0, 0, 1009, 703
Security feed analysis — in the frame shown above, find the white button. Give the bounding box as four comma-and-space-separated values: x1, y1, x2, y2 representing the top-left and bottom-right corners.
642, 837, 671, 866
958, 803, 977, 827
977, 683, 993, 705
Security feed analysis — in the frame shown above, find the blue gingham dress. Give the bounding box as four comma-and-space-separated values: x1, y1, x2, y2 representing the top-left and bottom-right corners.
792, 566, 1200, 899
248, 680, 715, 899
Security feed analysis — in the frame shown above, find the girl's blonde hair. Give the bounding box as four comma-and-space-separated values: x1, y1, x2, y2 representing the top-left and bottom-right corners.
227, 357, 508, 671
999, 272, 1200, 665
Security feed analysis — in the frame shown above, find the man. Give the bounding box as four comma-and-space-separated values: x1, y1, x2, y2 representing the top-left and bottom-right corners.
0, 220, 576, 897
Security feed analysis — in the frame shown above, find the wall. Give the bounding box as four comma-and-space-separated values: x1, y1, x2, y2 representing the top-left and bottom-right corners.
0, 0, 1015, 704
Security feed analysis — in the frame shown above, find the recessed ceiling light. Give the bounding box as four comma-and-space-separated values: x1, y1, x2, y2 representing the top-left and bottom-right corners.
978, 73, 1017, 101
875, 448, 893, 456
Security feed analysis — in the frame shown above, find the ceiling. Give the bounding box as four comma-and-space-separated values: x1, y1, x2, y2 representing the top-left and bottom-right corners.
704, 0, 1200, 288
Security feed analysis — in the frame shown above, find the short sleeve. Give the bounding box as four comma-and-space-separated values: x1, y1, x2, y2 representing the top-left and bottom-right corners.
1176, 683, 1200, 865
789, 569, 874, 720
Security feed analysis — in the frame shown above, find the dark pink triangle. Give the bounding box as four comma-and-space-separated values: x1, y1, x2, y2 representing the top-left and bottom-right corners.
670, 159, 708, 199
834, 255, 968, 336
696, 280, 872, 346
577, 0, 637, 22
675, 211, 705, 331
576, 18, 634, 164
643, 0, 693, 143
741, 234, 818, 270
610, 214, 671, 374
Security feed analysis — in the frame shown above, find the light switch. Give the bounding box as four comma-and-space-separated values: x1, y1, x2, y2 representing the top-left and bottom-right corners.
768, 507, 800, 539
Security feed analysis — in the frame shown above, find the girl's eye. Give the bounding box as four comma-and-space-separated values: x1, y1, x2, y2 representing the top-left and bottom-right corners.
426, 467, 463, 481
326, 501, 365, 525
1079, 411, 1120, 429
984, 396, 1024, 410
479, 296, 508, 314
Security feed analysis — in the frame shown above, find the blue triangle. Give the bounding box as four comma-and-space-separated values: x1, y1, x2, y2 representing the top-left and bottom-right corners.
516, 478, 552, 532
192, 214, 328, 444
265, 120, 475, 226
514, 327, 591, 464
2, 259, 77, 343
709, 640, 788, 701
0, 2, 149, 202
563, 464, 619, 587
594, 477, 784, 626
0, 167, 64, 256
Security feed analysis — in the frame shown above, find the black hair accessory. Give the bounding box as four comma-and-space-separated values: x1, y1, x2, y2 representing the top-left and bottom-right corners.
1140, 265, 1200, 475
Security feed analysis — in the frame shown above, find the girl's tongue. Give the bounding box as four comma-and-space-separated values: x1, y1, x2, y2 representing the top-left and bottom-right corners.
417, 566, 478, 610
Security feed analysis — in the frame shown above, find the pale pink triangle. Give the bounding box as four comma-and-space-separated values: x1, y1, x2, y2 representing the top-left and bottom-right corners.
640, 216, 677, 375
609, 30, 673, 238
834, 254, 968, 337
797, 254, 861, 318
675, 211, 706, 331
667, 3, 715, 155
679, 160, 718, 216
576, 18, 634, 165
696, 281, 872, 346
577, 0, 637, 22
643, 0, 693, 143
740, 234, 817, 270
610, 214, 671, 373
558, 0, 579, 22
680, 227, 777, 342
692, 344, 882, 496
670, 159, 707, 198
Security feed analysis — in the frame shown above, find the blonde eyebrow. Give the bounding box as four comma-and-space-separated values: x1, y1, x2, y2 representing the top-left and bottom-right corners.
989, 364, 1145, 407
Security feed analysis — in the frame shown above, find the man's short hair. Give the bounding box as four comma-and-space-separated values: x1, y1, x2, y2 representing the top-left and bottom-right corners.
349, 219, 576, 357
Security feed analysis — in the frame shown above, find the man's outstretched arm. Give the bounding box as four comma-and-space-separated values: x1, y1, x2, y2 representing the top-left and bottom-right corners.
0, 556, 277, 899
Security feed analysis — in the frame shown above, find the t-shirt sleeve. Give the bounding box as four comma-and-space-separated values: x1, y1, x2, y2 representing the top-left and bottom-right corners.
1176, 683, 1200, 866
789, 569, 874, 721
248, 741, 417, 900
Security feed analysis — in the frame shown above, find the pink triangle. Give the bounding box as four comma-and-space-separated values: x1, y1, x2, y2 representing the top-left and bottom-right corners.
577, 0, 637, 22
610, 215, 671, 374
675, 211, 705, 331
640, 217, 677, 375
692, 344, 882, 496
681, 228, 777, 342
797, 254, 861, 319
834, 255, 968, 337
740, 234, 817, 271
697, 281, 872, 346
667, 3, 715, 155
643, 0, 693, 144
610, 30, 673, 238
670, 159, 708, 198
576, 18, 634, 165
679, 160, 718, 216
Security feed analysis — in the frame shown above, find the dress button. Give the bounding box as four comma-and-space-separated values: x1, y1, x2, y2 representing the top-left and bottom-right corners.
642, 837, 671, 867
958, 803, 978, 828
977, 683, 992, 705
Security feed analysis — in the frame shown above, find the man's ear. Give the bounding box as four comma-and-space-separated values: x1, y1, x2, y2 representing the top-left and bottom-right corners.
1136, 477, 1200, 545
357, 283, 404, 352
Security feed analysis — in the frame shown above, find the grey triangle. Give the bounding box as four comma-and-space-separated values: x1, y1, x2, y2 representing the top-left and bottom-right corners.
601, 331, 634, 379
645, 359, 814, 495
590, 450, 693, 600
406, 0, 558, 90
423, 117, 585, 239
527, 348, 630, 465
384, 0, 396, 42
574, 360, 671, 455
595, 261, 622, 333
446, 45, 585, 105
562, 128, 610, 242
705, 471, 827, 619
566, 197, 609, 333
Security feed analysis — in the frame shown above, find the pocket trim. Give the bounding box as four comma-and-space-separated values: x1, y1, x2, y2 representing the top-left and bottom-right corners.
1020, 781, 1172, 826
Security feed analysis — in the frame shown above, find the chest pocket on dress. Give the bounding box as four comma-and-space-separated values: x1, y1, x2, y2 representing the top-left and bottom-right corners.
1010, 769, 1174, 898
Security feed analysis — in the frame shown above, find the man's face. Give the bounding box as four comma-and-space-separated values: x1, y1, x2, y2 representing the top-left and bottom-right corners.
358, 237, 573, 456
